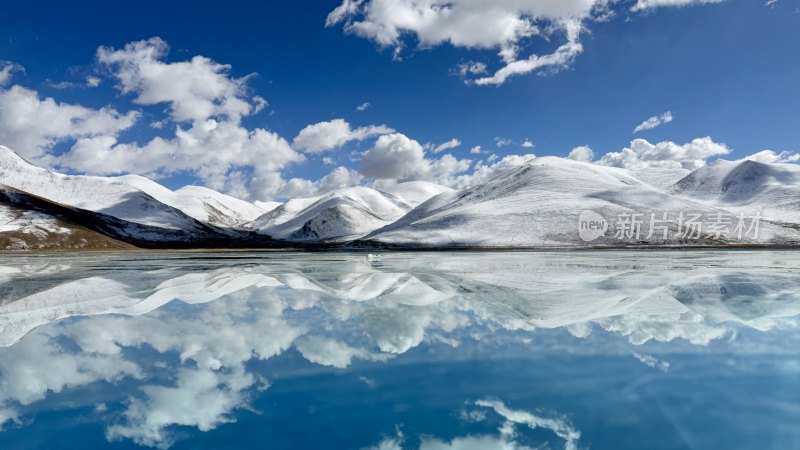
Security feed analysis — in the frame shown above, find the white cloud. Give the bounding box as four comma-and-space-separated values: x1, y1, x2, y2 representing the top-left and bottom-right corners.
742, 149, 800, 164
43, 75, 104, 91
274, 166, 363, 199
633, 111, 674, 133
52, 38, 305, 201
61, 122, 302, 198
0, 330, 142, 430
449, 153, 536, 188
86, 76, 102, 88
0, 85, 138, 161
356, 101, 371, 111
568, 145, 594, 162
494, 137, 512, 147
455, 61, 488, 78
329, 1, 723, 85
469, 145, 482, 154
521, 139, 535, 148
295, 336, 391, 368
598, 136, 730, 170
361, 133, 427, 179
0, 62, 23, 86
360, 133, 471, 183
292, 118, 393, 153
433, 138, 461, 153
364, 400, 581, 450
631, 0, 724, 12
327, 0, 600, 85
96, 37, 255, 123
106, 366, 262, 449
632, 352, 670, 372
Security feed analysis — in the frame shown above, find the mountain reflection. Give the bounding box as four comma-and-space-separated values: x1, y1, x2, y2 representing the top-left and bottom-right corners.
0, 251, 799, 448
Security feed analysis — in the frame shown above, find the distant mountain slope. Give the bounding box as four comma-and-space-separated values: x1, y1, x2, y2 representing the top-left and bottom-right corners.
3, 142, 800, 250
671, 159, 800, 223
363, 157, 800, 248
628, 167, 691, 190
251, 183, 451, 241
0, 145, 208, 232
0, 188, 134, 251
117, 175, 268, 227
381, 181, 453, 207
0, 185, 277, 249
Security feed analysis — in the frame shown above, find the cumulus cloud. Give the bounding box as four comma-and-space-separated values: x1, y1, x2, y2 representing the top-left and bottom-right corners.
598, 136, 730, 170
274, 166, 363, 199
568, 145, 594, 162
292, 118, 393, 153
356, 101, 371, 111
633, 111, 674, 133
449, 153, 537, 188
359, 133, 471, 183
49, 37, 307, 200
361, 133, 426, 179
96, 37, 255, 123
0, 85, 138, 161
631, 0, 724, 12
521, 139, 535, 148
469, 145, 482, 154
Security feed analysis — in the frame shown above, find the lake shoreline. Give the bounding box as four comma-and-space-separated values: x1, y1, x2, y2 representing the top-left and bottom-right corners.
4, 243, 800, 255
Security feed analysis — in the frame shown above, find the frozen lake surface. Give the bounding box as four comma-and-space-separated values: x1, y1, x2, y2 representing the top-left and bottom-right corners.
0, 250, 799, 449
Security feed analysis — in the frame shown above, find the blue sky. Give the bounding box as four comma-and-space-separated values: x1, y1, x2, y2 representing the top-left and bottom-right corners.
0, 0, 798, 200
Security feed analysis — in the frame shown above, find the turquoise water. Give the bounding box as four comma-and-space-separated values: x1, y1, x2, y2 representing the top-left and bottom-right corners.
0, 251, 798, 449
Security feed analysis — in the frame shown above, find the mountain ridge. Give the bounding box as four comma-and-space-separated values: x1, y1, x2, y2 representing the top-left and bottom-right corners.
2, 145, 800, 250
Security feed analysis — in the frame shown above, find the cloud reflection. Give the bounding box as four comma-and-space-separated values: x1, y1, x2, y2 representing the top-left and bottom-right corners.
0, 251, 798, 447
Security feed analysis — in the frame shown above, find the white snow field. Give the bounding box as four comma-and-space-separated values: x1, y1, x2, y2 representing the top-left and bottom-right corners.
364, 157, 800, 247
671, 158, 800, 223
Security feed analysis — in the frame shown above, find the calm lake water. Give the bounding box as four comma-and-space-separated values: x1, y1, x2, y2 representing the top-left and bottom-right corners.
0, 251, 798, 449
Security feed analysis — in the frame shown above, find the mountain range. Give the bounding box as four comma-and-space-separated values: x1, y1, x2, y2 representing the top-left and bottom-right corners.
2, 144, 800, 250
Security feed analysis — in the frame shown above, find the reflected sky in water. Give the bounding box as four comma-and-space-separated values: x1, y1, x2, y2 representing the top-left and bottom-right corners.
0, 251, 799, 449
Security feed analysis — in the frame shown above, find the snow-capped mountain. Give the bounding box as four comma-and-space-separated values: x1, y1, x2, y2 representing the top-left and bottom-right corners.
0, 145, 202, 231
0, 188, 133, 251
0, 146, 277, 248
0, 145, 269, 231
3, 142, 800, 250
250, 183, 452, 241
363, 157, 800, 247
671, 158, 800, 223
117, 175, 269, 227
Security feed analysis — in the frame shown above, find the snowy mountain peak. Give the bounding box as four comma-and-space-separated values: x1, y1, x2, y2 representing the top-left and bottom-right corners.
249, 183, 454, 242
671, 158, 800, 222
